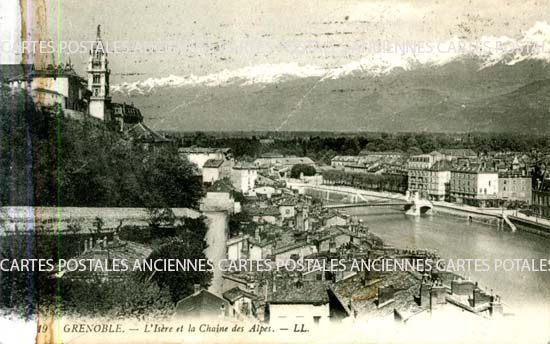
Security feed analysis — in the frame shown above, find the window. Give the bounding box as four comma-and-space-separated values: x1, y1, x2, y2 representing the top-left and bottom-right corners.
313, 316, 321, 325
93, 75, 100, 84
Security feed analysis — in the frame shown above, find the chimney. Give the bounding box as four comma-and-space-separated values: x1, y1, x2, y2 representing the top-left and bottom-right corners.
194, 284, 201, 294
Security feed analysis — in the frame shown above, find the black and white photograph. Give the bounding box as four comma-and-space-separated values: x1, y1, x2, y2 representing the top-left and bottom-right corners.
1, 0, 550, 343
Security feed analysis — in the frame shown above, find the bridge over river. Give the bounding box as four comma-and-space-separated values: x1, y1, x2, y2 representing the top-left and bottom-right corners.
289, 183, 433, 215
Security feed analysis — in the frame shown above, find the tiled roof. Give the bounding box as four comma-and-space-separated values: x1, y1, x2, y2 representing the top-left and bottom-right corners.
207, 179, 234, 192
175, 290, 230, 317
430, 160, 453, 171
277, 197, 298, 206
246, 206, 280, 217
203, 159, 224, 168
126, 122, 171, 143
359, 150, 405, 156
179, 147, 231, 154
451, 164, 497, 173
440, 149, 477, 157
233, 162, 258, 170
270, 280, 330, 305
223, 287, 258, 303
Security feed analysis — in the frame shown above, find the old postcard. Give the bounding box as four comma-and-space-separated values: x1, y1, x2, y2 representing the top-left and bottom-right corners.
1, 0, 550, 343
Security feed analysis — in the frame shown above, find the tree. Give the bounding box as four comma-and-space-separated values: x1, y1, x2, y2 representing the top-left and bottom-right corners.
60, 276, 173, 318
407, 146, 423, 155
145, 237, 212, 303
146, 207, 176, 228
290, 164, 316, 178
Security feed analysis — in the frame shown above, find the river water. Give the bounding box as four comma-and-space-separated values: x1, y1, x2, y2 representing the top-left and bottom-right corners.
344, 207, 550, 324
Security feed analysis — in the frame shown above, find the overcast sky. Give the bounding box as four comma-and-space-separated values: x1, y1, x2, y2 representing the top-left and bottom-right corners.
3, 0, 549, 82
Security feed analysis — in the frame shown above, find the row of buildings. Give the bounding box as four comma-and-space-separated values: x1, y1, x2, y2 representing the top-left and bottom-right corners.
406, 151, 531, 207
178, 148, 316, 195
330, 149, 535, 208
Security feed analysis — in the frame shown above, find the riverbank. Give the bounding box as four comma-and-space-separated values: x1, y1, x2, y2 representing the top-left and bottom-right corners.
508, 215, 550, 238
430, 202, 505, 228
297, 181, 550, 236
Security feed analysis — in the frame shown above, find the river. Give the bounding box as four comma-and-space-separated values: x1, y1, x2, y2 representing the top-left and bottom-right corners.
343, 207, 550, 326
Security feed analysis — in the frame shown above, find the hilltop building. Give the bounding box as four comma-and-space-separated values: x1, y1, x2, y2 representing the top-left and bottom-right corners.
8, 25, 164, 144
87, 25, 111, 121
497, 172, 532, 204
9, 64, 90, 117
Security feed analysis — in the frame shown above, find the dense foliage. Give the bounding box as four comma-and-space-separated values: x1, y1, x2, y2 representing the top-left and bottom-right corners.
290, 164, 316, 178
322, 169, 408, 193
0, 90, 209, 317
143, 216, 212, 303
0, 89, 204, 208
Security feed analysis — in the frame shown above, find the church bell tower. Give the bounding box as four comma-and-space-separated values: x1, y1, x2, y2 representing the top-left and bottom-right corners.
87, 25, 111, 121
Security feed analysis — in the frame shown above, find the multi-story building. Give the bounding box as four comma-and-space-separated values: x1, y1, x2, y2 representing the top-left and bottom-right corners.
358, 150, 405, 160
178, 147, 233, 174
498, 173, 532, 204
330, 156, 364, 168
407, 151, 446, 198
231, 162, 258, 195
533, 179, 550, 218
426, 161, 452, 201
450, 165, 499, 207
440, 149, 477, 161
407, 151, 445, 170
202, 159, 232, 184
111, 103, 143, 132
9, 65, 90, 114
254, 157, 315, 170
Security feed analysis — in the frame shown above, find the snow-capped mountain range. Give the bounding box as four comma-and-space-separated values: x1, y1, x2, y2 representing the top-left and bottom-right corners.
112, 22, 550, 95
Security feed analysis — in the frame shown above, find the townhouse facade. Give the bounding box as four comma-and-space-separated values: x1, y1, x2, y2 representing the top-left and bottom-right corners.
449, 165, 499, 207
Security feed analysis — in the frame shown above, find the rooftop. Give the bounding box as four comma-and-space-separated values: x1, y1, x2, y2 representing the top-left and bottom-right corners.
203, 159, 225, 168
126, 122, 171, 143
179, 147, 231, 154
207, 178, 235, 193
175, 289, 230, 317
430, 160, 454, 171
270, 280, 330, 305
223, 286, 258, 303
440, 149, 477, 157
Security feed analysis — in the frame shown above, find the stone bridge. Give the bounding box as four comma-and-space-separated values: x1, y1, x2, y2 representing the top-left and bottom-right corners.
323, 198, 433, 215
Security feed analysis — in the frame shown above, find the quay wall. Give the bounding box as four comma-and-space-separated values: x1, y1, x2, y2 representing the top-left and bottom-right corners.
428, 204, 504, 228
508, 216, 550, 238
